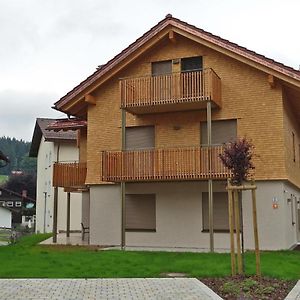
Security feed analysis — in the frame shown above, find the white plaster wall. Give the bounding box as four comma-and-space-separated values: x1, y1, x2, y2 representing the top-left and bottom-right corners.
283, 182, 300, 248
89, 184, 121, 245
35, 138, 82, 233
241, 181, 287, 250
0, 207, 11, 228
126, 181, 229, 250
88, 180, 298, 251
81, 191, 90, 228
35, 136, 54, 233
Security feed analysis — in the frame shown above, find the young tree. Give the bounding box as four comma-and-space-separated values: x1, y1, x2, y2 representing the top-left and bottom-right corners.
219, 138, 255, 185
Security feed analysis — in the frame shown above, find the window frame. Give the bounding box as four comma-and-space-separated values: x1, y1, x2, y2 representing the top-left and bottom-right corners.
6, 201, 13, 207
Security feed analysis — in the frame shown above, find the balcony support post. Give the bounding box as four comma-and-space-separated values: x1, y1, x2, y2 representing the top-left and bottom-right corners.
207, 100, 214, 252
66, 192, 71, 238
52, 143, 60, 244
121, 108, 126, 250
52, 187, 58, 243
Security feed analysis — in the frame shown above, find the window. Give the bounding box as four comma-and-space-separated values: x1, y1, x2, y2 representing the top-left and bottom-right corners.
125, 126, 155, 150
152, 60, 172, 101
202, 192, 230, 231
181, 56, 203, 72
201, 120, 237, 145
125, 194, 156, 231
6, 201, 13, 207
292, 132, 296, 162
152, 60, 172, 76
15, 202, 22, 207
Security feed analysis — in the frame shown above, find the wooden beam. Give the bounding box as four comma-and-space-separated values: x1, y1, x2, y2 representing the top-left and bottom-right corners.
52, 187, 58, 243
234, 190, 243, 274
207, 100, 214, 253
84, 94, 96, 105
227, 184, 257, 191
227, 180, 236, 275
66, 192, 71, 238
251, 187, 261, 276
168, 30, 176, 43
268, 74, 276, 88
121, 108, 126, 250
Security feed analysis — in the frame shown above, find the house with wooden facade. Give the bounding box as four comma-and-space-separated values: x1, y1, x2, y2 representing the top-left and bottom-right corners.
51, 15, 300, 251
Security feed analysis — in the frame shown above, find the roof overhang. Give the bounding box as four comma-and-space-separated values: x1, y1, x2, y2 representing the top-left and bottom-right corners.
46, 119, 87, 132
53, 15, 300, 117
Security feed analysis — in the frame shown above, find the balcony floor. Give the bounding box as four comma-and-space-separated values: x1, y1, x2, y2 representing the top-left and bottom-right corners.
124, 98, 219, 114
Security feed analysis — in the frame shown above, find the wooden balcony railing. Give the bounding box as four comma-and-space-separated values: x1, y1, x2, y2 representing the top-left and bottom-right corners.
53, 162, 87, 188
101, 146, 230, 182
120, 69, 221, 114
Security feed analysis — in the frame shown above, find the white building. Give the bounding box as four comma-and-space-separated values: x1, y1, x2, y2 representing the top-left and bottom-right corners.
0, 206, 12, 229
29, 118, 82, 233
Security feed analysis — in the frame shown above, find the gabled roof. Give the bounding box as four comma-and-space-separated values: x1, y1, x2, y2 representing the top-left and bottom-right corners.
53, 14, 300, 116
29, 118, 77, 157
0, 187, 36, 202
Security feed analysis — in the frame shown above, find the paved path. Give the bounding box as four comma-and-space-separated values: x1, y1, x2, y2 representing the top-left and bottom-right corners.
0, 278, 223, 300
285, 280, 300, 300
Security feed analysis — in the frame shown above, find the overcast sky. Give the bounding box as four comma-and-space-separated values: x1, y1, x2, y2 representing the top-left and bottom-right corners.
1, 0, 299, 142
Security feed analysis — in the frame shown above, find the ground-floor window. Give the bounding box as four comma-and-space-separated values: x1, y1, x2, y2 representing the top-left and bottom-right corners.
202, 192, 230, 232
125, 194, 156, 232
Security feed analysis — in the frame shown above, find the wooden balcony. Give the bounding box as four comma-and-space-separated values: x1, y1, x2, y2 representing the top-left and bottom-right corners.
101, 146, 230, 182
120, 68, 221, 114
53, 162, 87, 188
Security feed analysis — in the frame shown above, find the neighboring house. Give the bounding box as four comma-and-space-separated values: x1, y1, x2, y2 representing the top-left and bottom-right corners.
0, 206, 12, 228
51, 15, 300, 250
0, 187, 35, 225
29, 118, 82, 233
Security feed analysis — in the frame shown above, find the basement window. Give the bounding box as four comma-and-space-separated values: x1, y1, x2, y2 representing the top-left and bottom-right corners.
202, 192, 231, 232
6, 201, 13, 207
125, 194, 156, 232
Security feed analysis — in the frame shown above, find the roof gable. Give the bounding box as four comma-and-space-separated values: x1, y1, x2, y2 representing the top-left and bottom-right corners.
29, 118, 77, 157
0, 187, 35, 202
54, 14, 300, 115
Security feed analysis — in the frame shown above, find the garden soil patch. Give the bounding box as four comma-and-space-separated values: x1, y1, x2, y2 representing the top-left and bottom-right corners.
201, 276, 296, 300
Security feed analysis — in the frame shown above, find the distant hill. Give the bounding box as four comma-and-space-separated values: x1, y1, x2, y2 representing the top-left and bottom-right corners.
0, 136, 36, 176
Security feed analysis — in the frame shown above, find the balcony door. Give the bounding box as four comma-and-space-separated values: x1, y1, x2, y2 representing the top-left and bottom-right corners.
181, 56, 203, 100
125, 126, 155, 179
151, 60, 172, 103
200, 119, 237, 174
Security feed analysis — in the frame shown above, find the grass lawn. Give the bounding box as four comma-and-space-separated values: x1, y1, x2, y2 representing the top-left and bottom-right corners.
0, 174, 8, 184
0, 234, 299, 279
